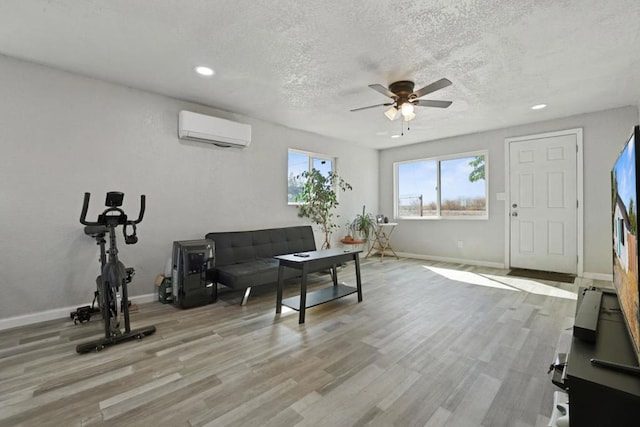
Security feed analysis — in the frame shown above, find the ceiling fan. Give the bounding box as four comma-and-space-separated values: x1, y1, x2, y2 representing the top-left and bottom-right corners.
351, 78, 452, 121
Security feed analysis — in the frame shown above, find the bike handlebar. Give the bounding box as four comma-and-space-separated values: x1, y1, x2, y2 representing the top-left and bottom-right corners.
80, 192, 92, 225
133, 195, 146, 224
79, 192, 146, 226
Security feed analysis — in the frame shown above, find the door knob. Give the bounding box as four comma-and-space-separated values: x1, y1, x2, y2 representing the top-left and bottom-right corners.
511, 212, 518, 217
512, 203, 518, 208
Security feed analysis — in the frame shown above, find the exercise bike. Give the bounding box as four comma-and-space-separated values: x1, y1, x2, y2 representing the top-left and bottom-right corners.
75, 191, 156, 354
70, 225, 134, 325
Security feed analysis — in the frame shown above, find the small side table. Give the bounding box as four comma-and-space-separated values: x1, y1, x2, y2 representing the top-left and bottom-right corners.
366, 223, 399, 261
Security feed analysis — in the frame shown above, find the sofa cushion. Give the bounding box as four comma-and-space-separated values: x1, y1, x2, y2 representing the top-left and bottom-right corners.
206, 226, 316, 267
215, 258, 301, 289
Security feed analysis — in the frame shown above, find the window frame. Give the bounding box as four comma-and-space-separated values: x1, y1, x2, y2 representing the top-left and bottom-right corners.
287, 148, 337, 206
393, 149, 489, 220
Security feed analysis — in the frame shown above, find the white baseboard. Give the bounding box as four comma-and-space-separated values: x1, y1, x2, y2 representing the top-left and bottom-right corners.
0, 293, 157, 331
396, 252, 506, 269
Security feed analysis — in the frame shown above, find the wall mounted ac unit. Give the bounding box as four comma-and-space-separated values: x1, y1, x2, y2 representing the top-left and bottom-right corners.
178, 110, 252, 148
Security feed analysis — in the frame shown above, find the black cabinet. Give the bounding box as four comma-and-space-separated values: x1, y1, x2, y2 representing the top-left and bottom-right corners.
564, 288, 640, 426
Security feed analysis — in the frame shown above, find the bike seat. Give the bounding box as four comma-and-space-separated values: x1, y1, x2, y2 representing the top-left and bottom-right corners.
84, 225, 108, 237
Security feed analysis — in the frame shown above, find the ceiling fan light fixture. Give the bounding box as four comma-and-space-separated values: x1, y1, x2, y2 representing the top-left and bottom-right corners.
384, 106, 399, 121
404, 111, 416, 121
401, 102, 414, 117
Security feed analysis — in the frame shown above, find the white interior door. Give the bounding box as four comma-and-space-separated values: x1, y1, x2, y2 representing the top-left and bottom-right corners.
509, 133, 578, 274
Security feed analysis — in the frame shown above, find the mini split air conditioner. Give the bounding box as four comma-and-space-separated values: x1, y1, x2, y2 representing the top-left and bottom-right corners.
178, 110, 252, 148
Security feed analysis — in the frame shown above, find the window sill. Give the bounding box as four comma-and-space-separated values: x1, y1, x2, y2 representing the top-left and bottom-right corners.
397, 215, 489, 221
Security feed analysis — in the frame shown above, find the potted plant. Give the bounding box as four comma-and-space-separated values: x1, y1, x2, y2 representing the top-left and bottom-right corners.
295, 168, 352, 249
351, 205, 375, 241
342, 220, 354, 242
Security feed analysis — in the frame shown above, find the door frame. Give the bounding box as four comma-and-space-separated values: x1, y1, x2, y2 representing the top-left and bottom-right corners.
504, 128, 584, 276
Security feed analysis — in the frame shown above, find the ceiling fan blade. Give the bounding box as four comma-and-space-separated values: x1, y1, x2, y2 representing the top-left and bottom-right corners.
368, 84, 397, 98
413, 78, 452, 98
350, 103, 393, 112
414, 99, 453, 108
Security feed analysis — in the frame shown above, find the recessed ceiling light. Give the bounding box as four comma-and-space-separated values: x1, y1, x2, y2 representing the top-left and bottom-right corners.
194, 66, 215, 77
531, 104, 547, 110
391, 134, 401, 139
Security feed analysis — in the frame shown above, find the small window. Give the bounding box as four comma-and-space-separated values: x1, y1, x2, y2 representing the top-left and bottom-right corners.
288, 149, 335, 204
395, 152, 488, 219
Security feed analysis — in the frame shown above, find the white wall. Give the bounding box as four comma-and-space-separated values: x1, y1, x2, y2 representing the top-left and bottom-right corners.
0, 55, 378, 322
379, 106, 639, 276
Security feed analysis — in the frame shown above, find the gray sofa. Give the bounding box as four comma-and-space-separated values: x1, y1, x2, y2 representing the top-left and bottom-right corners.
205, 226, 316, 304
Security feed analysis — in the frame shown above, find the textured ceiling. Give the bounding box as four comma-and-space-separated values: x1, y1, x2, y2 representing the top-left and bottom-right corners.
0, 0, 639, 149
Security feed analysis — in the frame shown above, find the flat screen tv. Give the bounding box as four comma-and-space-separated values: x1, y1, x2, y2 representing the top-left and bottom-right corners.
611, 125, 640, 366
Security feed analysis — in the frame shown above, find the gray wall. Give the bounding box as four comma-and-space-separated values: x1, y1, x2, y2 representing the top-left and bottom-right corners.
379, 106, 639, 276
0, 55, 378, 321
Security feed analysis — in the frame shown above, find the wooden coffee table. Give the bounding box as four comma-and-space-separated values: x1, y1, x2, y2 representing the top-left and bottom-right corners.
275, 248, 363, 323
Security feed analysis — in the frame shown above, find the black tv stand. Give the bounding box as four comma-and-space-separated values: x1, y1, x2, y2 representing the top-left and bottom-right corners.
561, 287, 640, 426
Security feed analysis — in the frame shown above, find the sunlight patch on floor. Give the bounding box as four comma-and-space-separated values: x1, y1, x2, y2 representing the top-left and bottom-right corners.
425, 266, 514, 291
484, 274, 577, 300
424, 266, 578, 300
279, 306, 295, 315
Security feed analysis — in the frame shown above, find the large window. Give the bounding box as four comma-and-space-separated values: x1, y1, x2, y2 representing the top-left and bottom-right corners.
288, 149, 335, 204
395, 151, 488, 219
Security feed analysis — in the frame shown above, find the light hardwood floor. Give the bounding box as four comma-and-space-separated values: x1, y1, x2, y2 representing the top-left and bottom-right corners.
0, 258, 584, 426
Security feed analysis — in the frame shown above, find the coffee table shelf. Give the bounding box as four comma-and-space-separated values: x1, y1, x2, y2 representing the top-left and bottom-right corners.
281, 284, 357, 311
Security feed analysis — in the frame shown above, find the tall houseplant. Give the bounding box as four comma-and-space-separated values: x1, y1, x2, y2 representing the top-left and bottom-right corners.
295, 168, 352, 249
